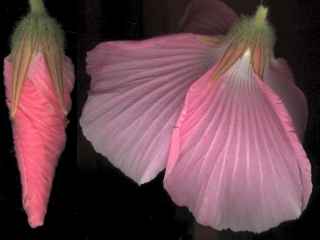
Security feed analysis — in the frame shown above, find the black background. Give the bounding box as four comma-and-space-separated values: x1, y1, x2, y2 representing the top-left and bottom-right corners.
0, 0, 319, 239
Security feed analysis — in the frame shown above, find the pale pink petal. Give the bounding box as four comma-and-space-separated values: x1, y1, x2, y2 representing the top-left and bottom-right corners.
4, 53, 74, 228
179, 0, 238, 35
164, 53, 312, 233
81, 34, 225, 184
264, 58, 308, 140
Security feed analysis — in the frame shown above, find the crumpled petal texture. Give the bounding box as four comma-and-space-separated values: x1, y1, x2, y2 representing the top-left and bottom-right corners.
81, 34, 225, 184
164, 54, 312, 233
81, 0, 238, 185
4, 53, 74, 228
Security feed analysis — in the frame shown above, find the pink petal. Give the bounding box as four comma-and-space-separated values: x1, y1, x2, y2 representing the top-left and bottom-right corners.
4, 53, 74, 228
180, 0, 238, 35
81, 34, 224, 184
264, 58, 308, 140
164, 53, 312, 233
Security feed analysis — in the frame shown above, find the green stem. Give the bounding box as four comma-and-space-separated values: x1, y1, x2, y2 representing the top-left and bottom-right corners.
29, 0, 47, 14
255, 5, 268, 26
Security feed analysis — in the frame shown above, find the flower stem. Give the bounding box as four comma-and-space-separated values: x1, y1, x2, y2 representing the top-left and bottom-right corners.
255, 5, 268, 26
29, 0, 47, 14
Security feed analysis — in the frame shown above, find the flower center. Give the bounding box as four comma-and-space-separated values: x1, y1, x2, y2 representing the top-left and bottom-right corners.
212, 5, 275, 81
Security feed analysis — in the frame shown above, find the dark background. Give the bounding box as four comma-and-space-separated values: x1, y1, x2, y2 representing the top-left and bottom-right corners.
0, 0, 319, 239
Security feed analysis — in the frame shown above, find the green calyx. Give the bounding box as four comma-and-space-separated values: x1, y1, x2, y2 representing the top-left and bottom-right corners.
9, 0, 66, 118
11, 1, 64, 54
212, 5, 275, 81
226, 5, 275, 55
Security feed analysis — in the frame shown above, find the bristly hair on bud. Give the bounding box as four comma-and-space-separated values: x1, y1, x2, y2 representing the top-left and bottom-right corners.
212, 5, 275, 81
227, 5, 275, 56
10, 0, 66, 118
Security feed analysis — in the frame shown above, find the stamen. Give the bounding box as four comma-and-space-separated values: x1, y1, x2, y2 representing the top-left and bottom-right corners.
244, 48, 251, 58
